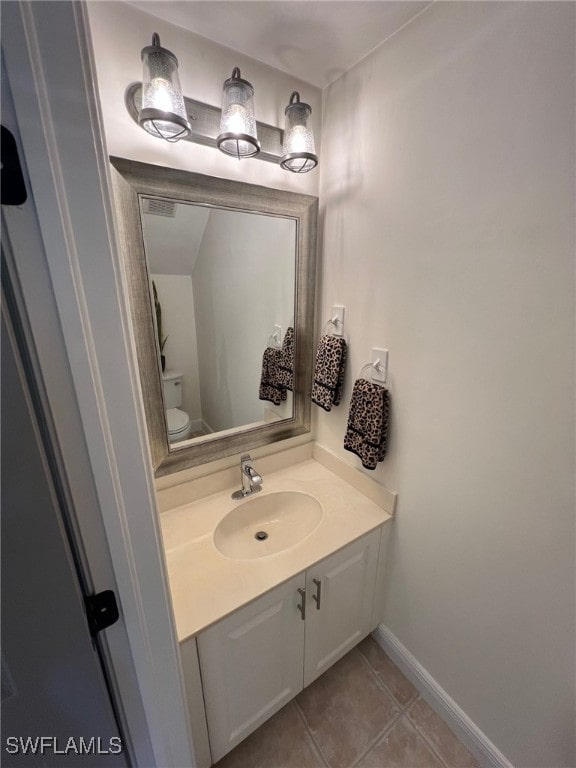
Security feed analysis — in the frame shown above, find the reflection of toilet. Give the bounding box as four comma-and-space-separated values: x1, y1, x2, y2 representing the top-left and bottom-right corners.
162, 370, 191, 443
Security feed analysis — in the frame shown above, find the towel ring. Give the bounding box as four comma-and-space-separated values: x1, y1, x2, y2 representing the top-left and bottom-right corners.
322, 315, 346, 339
268, 330, 281, 349
359, 361, 389, 388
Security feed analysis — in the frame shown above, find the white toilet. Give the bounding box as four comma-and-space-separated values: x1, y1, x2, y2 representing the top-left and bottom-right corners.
162, 370, 192, 443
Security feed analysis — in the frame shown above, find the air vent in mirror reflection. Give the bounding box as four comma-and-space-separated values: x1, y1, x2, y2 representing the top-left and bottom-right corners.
144, 198, 176, 217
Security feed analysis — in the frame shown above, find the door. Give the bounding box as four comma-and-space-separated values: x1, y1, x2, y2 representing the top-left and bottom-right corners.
197, 574, 305, 762
2, 4, 194, 762
1, 306, 128, 766
304, 529, 381, 686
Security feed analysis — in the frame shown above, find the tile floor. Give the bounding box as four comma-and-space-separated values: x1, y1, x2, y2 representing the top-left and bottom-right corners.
215, 636, 480, 768
189, 429, 209, 439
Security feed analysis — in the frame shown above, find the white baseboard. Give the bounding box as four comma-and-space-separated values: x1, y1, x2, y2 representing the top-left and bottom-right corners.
189, 419, 214, 435
372, 624, 514, 768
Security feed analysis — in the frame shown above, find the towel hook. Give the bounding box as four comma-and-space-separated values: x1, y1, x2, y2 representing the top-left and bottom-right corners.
360, 360, 389, 388
322, 315, 341, 335
268, 324, 282, 349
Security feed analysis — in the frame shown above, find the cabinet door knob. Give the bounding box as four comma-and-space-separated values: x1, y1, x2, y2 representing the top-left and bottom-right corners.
297, 587, 306, 620
312, 578, 322, 610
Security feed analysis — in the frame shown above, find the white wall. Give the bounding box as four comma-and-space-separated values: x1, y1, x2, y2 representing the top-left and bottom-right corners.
144, 203, 210, 276
318, 3, 575, 766
87, 1, 321, 197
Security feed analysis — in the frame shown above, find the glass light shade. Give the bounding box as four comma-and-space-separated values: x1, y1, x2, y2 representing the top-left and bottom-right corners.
139, 33, 191, 142
217, 68, 260, 159
280, 92, 318, 173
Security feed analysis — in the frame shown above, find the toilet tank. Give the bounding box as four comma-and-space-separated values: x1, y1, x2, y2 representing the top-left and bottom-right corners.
162, 370, 183, 409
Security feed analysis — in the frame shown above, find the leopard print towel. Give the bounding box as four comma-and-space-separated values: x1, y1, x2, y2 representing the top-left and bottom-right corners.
311, 335, 347, 411
259, 347, 287, 406
344, 378, 390, 470
276, 327, 294, 392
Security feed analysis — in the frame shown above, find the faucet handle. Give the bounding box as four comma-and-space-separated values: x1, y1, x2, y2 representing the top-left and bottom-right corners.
232, 454, 262, 499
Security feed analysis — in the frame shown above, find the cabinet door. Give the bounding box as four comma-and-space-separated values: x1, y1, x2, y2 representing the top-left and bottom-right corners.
304, 529, 380, 686
197, 574, 305, 762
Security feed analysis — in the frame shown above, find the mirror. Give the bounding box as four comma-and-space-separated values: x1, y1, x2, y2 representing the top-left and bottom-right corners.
141, 200, 296, 440
109, 157, 318, 476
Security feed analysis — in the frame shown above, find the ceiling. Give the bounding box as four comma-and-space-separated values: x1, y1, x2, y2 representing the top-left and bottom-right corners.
128, 1, 432, 88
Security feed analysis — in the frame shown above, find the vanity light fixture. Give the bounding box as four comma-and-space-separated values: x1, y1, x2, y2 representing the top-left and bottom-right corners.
139, 33, 191, 142
128, 44, 319, 170
280, 92, 318, 173
216, 67, 260, 159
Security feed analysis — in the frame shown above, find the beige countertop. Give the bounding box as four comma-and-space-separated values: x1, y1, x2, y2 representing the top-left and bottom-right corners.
160, 456, 393, 642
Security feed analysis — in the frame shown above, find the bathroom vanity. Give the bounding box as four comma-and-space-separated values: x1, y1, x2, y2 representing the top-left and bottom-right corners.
159, 449, 395, 764
111, 155, 395, 765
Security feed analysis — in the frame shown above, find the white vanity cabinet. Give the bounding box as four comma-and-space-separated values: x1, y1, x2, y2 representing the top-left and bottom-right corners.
196, 574, 305, 762
304, 527, 381, 686
196, 527, 382, 763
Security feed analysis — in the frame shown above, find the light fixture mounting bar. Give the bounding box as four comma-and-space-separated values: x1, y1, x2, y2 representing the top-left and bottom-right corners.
125, 83, 283, 164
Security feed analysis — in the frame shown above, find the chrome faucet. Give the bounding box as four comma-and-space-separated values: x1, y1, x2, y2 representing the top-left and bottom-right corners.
231, 454, 263, 499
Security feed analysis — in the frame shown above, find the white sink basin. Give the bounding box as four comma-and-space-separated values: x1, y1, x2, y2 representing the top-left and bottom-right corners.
214, 491, 323, 559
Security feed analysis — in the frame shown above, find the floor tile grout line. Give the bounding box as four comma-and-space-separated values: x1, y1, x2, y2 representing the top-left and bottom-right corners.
357, 709, 453, 768
298, 647, 427, 768
353, 647, 460, 767
404, 702, 453, 768
219, 640, 473, 768
358, 645, 475, 767
293, 697, 332, 768
355, 646, 396, 697
405, 697, 479, 768
348, 711, 405, 768
414, 727, 453, 768
294, 651, 404, 768
356, 645, 418, 712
